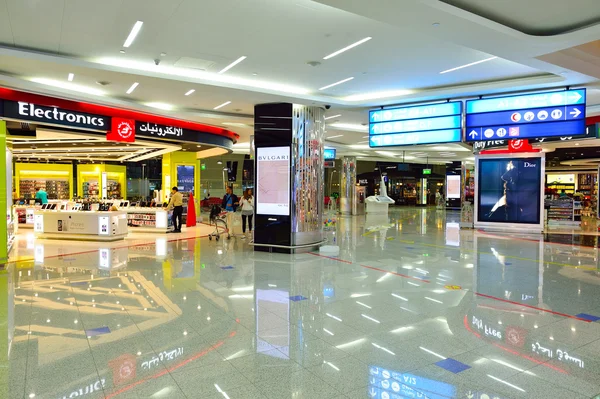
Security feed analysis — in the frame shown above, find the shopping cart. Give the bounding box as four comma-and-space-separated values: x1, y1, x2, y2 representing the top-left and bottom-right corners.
208, 205, 229, 241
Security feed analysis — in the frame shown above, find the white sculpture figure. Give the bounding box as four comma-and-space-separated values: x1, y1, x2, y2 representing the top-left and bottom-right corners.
366, 176, 394, 204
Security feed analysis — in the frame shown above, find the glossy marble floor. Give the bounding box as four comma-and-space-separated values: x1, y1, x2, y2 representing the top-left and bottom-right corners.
5, 208, 600, 399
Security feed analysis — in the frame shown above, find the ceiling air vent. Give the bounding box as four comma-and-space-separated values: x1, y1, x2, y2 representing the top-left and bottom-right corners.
174, 57, 217, 71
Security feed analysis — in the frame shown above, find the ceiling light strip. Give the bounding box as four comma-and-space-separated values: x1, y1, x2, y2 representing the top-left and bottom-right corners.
319, 77, 354, 91
185, 89, 195, 96
214, 101, 231, 110
67, 73, 74, 82
218, 56, 247, 74
123, 21, 144, 48
440, 56, 497, 74
126, 82, 139, 94
324, 114, 341, 120
323, 37, 372, 60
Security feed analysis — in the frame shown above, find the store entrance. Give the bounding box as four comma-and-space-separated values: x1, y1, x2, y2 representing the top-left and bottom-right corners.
0, 88, 237, 261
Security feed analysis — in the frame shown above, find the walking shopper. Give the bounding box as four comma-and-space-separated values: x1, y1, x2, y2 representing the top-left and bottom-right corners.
167, 186, 184, 233
222, 186, 239, 237
240, 189, 254, 239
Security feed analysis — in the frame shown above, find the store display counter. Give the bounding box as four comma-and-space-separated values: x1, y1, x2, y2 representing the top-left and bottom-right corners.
34, 211, 128, 241
127, 208, 172, 233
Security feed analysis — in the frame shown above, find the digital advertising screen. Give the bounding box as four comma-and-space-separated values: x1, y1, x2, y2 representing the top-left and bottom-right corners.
256, 146, 290, 216
323, 148, 336, 160
446, 175, 461, 199
477, 157, 542, 224
176, 165, 195, 192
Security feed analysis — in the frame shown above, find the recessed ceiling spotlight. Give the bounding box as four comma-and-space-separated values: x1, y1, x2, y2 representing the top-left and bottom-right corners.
123, 21, 144, 48
432, 22, 440, 27
120, 49, 126, 54
252, 72, 258, 76
67, 73, 74, 82
218, 56, 247, 74
160, 52, 167, 57
126, 82, 139, 94
323, 37, 372, 60
214, 101, 231, 110
184, 89, 195, 96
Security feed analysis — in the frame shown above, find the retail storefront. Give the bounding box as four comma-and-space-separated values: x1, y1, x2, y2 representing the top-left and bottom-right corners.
0, 88, 237, 263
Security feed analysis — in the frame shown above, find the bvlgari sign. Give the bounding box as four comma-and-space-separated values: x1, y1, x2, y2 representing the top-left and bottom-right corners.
1, 100, 110, 130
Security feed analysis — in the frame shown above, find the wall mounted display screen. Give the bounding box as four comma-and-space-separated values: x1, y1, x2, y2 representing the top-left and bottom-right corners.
369, 101, 462, 147
323, 148, 336, 160
446, 175, 461, 199
256, 146, 290, 216
466, 89, 586, 142
477, 157, 542, 224
177, 165, 195, 192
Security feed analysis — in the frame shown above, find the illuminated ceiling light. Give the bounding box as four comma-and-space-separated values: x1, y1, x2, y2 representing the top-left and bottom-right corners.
343, 89, 413, 102
324, 114, 342, 120
126, 82, 139, 94
184, 89, 195, 96
123, 21, 144, 48
218, 56, 247, 74
327, 135, 344, 139
440, 56, 497, 74
319, 77, 354, 91
29, 78, 106, 96
145, 102, 174, 111
323, 37, 372, 60
97, 58, 310, 95
67, 73, 74, 82
328, 123, 368, 132
214, 101, 231, 110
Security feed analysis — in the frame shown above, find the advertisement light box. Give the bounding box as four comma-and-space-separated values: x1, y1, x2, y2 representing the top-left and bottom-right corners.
477, 157, 542, 225
446, 175, 461, 199
256, 147, 290, 216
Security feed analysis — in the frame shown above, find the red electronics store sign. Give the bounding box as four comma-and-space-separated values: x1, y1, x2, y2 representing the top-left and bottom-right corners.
0, 87, 238, 143
108, 118, 136, 143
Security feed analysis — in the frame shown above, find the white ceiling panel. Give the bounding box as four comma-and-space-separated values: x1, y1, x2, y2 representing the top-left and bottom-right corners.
5, 0, 64, 52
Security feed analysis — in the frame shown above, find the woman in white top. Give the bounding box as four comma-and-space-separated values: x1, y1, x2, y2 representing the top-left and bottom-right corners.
240, 189, 254, 238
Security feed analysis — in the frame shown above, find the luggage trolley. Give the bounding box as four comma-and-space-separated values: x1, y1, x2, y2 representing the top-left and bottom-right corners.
208, 205, 229, 241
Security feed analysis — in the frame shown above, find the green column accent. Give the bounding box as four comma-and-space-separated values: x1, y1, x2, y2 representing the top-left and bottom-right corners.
0, 270, 7, 399
0, 120, 7, 264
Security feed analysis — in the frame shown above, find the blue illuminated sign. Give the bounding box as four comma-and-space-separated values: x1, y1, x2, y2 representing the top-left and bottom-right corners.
369, 101, 462, 147
370, 129, 461, 147
324, 148, 336, 160
466, 89, 586, 142
368, 366, 456, 399
370, 115, 461, 135
466, 89, 585, 114
370, 102, 462, 123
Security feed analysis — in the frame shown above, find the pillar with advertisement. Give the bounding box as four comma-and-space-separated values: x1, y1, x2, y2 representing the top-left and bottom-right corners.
253, 103, 325, 253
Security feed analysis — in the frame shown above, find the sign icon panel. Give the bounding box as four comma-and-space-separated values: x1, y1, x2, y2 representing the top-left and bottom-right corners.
466, 89, 586, 141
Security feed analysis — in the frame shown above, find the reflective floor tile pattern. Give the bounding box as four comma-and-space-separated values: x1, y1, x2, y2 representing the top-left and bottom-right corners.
6, 208, 600, 398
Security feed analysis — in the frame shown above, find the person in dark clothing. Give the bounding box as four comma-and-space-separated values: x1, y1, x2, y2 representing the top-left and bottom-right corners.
221, 186, 239, 212
167, 187, 184, 233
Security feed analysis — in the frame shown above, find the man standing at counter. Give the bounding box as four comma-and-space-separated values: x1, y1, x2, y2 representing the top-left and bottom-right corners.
35, 186, 48, 204
167, 187, 184, 233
